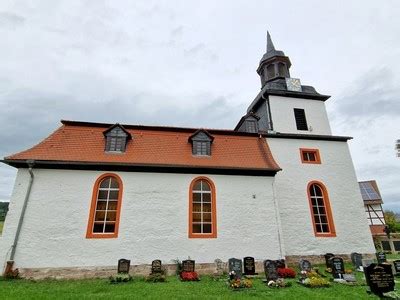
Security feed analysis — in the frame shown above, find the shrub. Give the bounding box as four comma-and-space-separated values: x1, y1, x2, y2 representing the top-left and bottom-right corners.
303, 276, 330, 288
277, 267, 296, 278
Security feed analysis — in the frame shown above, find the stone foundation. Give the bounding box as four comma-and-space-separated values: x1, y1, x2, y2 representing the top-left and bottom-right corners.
18, 254, 376, 280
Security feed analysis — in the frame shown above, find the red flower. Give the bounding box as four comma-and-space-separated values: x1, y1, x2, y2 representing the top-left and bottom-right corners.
277, 268, 296, 278
180, 271, 199, 281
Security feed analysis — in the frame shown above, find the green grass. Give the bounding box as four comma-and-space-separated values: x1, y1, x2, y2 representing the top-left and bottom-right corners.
0, 221, 3, 235
386, 253, 400, 260
0, 268, 388, 300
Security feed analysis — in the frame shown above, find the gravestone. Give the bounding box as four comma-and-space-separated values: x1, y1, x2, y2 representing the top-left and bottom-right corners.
214, 259, 224, 275
299, 259, 312, 272
393, 260, 400, 276
264, 260, 278, 281
243, 257, 257, 276
351, 252, 363, 270
151, 260, 162, 274
228, 258, 243, 279
118, 259, 131, 274
275, 259, 286, 269
182, 260, 195, 272
363, 259, 374, 268
331, 257, 345, 279
364, 263, 394, 297
324, 253, 335, 269
376, 252, 387, 264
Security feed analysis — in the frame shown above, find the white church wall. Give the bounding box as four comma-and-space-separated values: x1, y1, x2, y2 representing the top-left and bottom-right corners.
269, 95, 332, 135
0, 169, 281, 269
267, 138, 375, 256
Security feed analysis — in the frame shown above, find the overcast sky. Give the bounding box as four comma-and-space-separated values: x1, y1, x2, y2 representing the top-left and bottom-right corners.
0, 1, 399, 211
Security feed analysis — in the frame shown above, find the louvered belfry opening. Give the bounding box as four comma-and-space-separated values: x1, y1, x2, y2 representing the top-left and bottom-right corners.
294, 108, 308, 131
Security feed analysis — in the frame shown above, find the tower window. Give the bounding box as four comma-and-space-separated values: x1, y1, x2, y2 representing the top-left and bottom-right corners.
246, 120, 257, 133
300, 149, 321, 164
294, 108, 308, 131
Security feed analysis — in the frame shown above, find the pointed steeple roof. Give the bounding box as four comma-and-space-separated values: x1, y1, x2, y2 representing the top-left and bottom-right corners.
260, 31, 286, 64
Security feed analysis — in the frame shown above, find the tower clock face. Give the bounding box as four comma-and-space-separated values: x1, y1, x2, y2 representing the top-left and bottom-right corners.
286, 78, 302, 92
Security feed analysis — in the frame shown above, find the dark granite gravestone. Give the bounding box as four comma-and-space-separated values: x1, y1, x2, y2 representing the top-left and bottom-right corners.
324, 253, 335, 269
151, 260, 162, 274
264, 260, 278, 281
364, 263, 394, 297
182, 260, 195, 272
351, 252, 363, 270
228, 258, 243, 279
376, 252, 387, 264
299, 259, 312, 272
393, 260, 400, 276
331, 257, 345, 279
118, 259, 131, 274
243, 257, 257, 275
275, 259, 286, 269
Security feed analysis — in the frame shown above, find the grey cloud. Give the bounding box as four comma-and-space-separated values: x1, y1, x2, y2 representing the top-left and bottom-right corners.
171, 26, 183, 37
0, 12, 25, 29
184, 43, 206, 56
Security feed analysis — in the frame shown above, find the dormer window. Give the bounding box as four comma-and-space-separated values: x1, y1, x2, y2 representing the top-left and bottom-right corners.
189, 129, 214, 156
103, 124, 132, 153
234, 112, 260, 133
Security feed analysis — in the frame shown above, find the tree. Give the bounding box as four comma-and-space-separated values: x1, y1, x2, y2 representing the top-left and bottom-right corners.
384, 210, 400, 233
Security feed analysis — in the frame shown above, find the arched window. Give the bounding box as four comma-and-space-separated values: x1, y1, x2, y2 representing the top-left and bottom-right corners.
86, 173, 123, 238
307, 181, 336, 237
189, 177, 217, 238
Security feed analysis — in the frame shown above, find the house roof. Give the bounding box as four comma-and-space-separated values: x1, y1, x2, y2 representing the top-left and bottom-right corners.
359, 180, 383, 203
3, 120, 281, 176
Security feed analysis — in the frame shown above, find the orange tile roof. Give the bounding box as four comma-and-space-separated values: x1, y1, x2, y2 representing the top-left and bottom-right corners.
4, 120, 281, 174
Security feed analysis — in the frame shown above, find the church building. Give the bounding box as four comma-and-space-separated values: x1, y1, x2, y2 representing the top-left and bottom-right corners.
0, 33, 375, 278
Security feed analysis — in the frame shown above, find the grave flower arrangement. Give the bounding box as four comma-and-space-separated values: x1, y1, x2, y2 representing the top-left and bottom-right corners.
180, 271, 200, 281
229, 278, 253, 289
299, 270, 330, 288
267, 278, 292, 288
109, 273, 133, 284
277, 267, 296, 278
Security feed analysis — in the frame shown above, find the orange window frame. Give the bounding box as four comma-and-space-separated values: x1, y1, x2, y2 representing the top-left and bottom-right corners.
300, 148, 321, 164
86, 173, 123, 239
307, 181, 336, 237
189, 176, 217, 239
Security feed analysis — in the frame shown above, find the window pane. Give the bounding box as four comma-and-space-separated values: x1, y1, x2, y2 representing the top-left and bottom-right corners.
192, 224, 201, 233
98, 190, 108, 200
96, 201, 107, 210
313, 207, 318, 214
109, 190, 119, 200
382, 241, 391, 251
313, 185, 323, 197
203, 193, 211, 203
203, 213, 212, 222
106, 211, 117, 221
316, 198, 324, 207
321, 224, 329, 233
193, 193, 201, 202
316, 223, 322, 233
108, 201, 118, 211
203, 224, 212, 233
308, 152, 316, 161
104, 223, 115, 233
320, 215, 327, 223
193, 181, 202, 191
110, 178, 119, 188
95, 211, 106, 221
303, 152, 309, 161
193, 213, 202, 222
318, 207, 326, 215
314, 216, 320, 225
93, 222, 104, 233
203, 203, 212, 213
193, 203, 201, 212
202, 181, 211, 191
100, 178, 110, 188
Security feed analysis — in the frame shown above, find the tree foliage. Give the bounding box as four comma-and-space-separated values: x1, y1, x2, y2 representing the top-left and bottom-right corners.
384, 210, 400, 233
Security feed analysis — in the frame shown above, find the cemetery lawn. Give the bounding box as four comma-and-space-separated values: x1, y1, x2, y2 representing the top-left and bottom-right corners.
0, 271, 390, 300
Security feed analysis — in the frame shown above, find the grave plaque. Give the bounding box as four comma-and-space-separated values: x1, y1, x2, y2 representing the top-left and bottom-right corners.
118, 259, 131, 274
324, 253, 334, 269
343, 274, 357, 282
364, 263, 394, 297
331, 257, 345, 279
151, 260, 162, 274
264, 260, 278, 281
393, 260, 400, 276
182, 260, 195, 272
376, 252, 387, 264
228, 258, 242, 278
299, 259, 312, 272
351, 252, 363, 270
243, 257, 257, 276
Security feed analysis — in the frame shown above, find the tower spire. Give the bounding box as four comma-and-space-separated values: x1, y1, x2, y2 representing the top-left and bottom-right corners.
266, 31, 275, 53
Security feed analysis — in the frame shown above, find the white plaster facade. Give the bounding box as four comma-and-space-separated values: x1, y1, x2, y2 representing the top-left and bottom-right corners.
0, 169, 281, 270
269, 95, 332, 135
267, 138, 375, 256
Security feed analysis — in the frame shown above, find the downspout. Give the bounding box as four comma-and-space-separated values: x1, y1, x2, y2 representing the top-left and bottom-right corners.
6, 160, 35, 272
